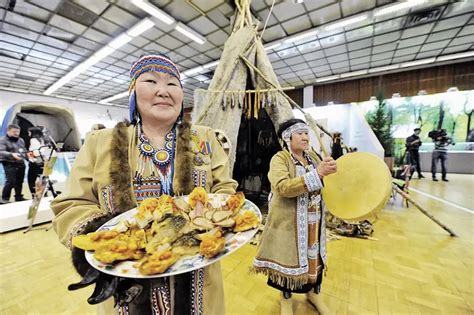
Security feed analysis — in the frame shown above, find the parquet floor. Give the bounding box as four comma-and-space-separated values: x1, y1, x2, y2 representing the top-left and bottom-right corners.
1, 173, 472, 314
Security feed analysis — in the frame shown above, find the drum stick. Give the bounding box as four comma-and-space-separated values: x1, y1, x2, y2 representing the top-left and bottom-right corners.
393, 185, 457, 237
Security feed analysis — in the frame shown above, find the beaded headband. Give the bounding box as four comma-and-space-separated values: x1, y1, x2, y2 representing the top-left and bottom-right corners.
128, 54, 181, 122
129, 55, 181, 93
281, 122, 309, 142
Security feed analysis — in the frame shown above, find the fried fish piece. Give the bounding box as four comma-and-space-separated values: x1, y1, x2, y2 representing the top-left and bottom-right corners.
226, 192, 245, 214
72, 230, 120, 250
188, 187, 208, 208
145, 214, 188, 253
233, 210, 260, 232
94, 238, 144, 264
199, 230, 225, 258
138, 250, 180, 275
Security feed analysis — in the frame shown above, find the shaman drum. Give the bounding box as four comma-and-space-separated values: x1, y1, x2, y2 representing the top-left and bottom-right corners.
322, 152, 392, 221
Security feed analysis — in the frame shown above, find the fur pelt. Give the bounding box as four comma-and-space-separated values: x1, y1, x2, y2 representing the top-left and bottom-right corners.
71, 213, 115, 276
110, 120, 135, 213
173, 119, 194, 195
109, 119, 194, 208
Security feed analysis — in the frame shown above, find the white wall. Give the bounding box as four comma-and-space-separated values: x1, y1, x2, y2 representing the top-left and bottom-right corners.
349, 104, 384, 158
303, 86, 314, 108
293, 104, 384, 158
0, 91, 128, 138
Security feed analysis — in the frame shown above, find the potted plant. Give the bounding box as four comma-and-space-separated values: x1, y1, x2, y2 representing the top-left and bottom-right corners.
366, 93, 394, 170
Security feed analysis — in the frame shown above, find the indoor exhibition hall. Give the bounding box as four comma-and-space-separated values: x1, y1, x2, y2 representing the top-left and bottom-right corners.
0, 0, 473, 314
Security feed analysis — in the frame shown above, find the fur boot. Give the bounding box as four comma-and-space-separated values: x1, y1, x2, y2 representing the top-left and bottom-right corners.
280, 292, 293, 315
306, 292, 330, 315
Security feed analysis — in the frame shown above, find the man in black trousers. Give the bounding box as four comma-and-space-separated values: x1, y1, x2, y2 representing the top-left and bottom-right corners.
406, 128, 424, 179
431, 129, 454, 182
0, 124, 27, 203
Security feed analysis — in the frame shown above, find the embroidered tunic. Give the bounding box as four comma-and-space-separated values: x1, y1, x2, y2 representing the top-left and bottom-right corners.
253, 149, 327, 292
51, 121, 237, 314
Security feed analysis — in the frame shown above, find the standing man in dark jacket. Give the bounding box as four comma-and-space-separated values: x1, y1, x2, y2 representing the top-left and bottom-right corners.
406, 128, 424, 179
0, 124, 27, 203
431, 129, 454, 182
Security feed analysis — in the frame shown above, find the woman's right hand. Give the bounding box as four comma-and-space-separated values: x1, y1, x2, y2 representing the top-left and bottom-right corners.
317, 157, 337, 177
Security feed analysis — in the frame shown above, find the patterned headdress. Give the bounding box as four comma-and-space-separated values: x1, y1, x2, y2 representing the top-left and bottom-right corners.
281, 122, 309, 143
128, 54, 181, 122
280, 121, 310, 157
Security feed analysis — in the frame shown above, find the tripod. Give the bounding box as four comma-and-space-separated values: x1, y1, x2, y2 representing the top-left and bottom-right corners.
24, 141, 62, 233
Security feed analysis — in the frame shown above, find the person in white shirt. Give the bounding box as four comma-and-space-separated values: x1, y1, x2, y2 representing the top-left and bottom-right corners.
27, 127, 51, 195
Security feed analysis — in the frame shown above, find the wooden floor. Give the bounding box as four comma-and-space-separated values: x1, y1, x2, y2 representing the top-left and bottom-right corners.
1, 173, 472, 314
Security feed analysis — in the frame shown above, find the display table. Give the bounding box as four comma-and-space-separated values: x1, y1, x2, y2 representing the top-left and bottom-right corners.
0, 197, 54, 233
420, 151, 474, 174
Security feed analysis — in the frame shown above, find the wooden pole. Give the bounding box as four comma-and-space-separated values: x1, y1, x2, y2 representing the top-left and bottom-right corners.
203, 87, 295, 93
393, 185, 457, 237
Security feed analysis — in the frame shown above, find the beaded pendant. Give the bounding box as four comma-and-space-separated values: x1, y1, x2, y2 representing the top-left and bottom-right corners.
138, 127, 176, 178
139, 130, 174, 164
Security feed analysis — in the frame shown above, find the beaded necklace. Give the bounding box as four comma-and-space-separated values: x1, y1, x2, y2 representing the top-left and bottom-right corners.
137, 125, 176, 194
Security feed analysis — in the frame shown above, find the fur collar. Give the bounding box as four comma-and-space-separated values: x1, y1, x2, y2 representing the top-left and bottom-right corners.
110, 119, 194, 212
110, 120, 134, 213
173, 119, 194, 195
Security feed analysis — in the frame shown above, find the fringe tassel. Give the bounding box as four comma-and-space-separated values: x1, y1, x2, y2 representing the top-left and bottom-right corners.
250, 266, 309, 291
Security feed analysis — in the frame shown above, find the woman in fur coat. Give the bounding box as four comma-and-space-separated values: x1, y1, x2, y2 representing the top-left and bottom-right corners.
51, 53, 237, 314
253, 119, 337, 315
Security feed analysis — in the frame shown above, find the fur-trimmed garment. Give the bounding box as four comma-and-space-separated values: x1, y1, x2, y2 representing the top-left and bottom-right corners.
51, 119, 237, 314
252, 150, 327, 291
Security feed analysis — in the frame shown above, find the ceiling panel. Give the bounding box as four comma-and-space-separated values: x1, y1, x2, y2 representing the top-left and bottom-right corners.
374, 17, 404, 34
397, 35, 428, 49
347, 38, 372, 51
373, 31, 400, 45
0, 0, 473, 107
281, 15, 312, 35
427, 28, 460, 42
302, 51, 325, 62
372, 42, 397, 54
308, 3, 341, 26
49, 14, 87, 35
432, 15, 472, 33
349, 48, 371, 59
327, 53, 348, 63
272, 1, 307, 22
319, 34, 345, 48
449, 35, 474, 46
420, 40, 450, 52
351, 56, 370, 65
401, 23, 435, 39
2, 23, 40, 41
442, 44, 472, 55
4, 11, 46, 31
308, 59, 329, 68
394, 46, 420, 57
188, 16, 220, 36
371, 51, 394, 62
417, 49, 443, 59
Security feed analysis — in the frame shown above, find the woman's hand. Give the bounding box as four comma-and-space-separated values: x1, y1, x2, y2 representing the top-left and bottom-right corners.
317, 157, 337, 177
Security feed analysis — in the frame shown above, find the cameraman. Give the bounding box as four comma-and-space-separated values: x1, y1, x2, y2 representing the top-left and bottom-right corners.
430, 129, 454, 182
0, 124, 27, 203
405, 128, 424, 179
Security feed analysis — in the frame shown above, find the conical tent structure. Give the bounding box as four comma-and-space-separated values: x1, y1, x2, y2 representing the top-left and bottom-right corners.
191, 0, 296, 171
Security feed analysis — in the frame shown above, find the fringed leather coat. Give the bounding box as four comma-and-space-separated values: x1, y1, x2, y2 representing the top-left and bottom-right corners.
51, 120, 237, 314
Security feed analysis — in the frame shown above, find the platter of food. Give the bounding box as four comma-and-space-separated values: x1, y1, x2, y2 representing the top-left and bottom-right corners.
72, 188, 261, 278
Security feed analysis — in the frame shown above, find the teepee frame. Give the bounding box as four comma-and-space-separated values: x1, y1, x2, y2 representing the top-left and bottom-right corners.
191, 0, 330, 171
